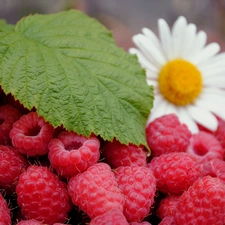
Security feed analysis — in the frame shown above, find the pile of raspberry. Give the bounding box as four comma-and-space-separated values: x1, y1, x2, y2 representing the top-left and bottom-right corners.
1, 91, 225, 225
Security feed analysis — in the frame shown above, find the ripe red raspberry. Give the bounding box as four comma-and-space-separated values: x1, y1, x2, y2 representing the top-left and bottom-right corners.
201, 158, 225, 183
156, 195, 179, 219
114, 165, 156, 222
198, 117, 225, 149
48, 131, 100, 177
16, 219, 43, 225
158, 216, 176, 225
0, 145, 27, 193
146, 114, 191, 157
186, 131, 224, 163
0, 104, 21, 145
174, 176, 225, 225
0, 193, 11, 225
148, 152, 202, 195
10, 112, 54, 156
16, 220, 65, 225
16, 165, 72, 224
68, 162, 125, 219
130, 222, 152, 225
89, 209, 129, 225
102, 139, 147, 168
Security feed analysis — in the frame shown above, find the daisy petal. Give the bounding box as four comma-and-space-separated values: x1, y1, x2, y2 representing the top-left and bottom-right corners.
190, 42, 220, 65
176, 107, 199, 133
198, 52, 225, 72
186, 30, 207, 59
132, 34, 166, 66
146, 70, 158, 80
199, 89, 225, 104
158, 18, 173, 60
164, 103, 179, 116
146, 79, 158, 86
147, 98, 169, 124
193, 30, 207, 51
171, 16, 187, 58
195, 97, 225, 120
129, 48, 158, 72
204, 75, 225, 88
181, 23, 197, 57
199, 66, 225, 78
198, 52, 225, 77
202, 87, 225, 98
153, 94, 164, 108
142, 27, 162, 50
187, 105, 218, 131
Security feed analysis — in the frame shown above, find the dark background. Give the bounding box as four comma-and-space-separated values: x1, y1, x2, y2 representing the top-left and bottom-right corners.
1, 0, 225, 51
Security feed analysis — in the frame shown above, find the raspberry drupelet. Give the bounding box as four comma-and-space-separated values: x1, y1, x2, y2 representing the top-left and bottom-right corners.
16, 219, 44, 225
10, 112, 54, 157
158, 216, 176, 225
48, 130, 100, 178
130, 222, 152, 225
16, 219, 67, 225
89, 209, 129, 225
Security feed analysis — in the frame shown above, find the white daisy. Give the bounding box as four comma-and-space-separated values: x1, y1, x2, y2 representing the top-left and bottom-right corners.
129, 16, 225, 133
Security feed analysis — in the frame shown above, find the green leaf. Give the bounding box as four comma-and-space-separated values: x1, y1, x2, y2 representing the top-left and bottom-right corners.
0, 19, 15, 31
0, 10, 153, 148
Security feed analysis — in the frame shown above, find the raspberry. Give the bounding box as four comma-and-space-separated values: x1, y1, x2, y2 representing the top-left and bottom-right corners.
130, 222, 152, 225
0, 193, 11, 225
201, 158, 225, 183
146, 114, 191, 157
16, 219, 43, 225
213, 117, 225, 149
0, 104, 21, 145
174, 176, 225, 225
89, 209, 129, 225
158, 216, 176, 225
48, 131, 100, 177
10, 112, 54, 157
114, 165, 156, 222
0, 145, 27, 193
186, 131, 224, 163
68, 162, 125, 219
156, 195, 179, 219
16, 165, 72, 224
16, 220, 65, 225
148, 152, 202, 195
102, 139, 147, 168
199, 117, 225, 149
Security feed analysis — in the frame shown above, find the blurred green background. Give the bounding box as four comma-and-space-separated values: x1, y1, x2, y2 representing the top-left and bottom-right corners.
1, 0, 225, 51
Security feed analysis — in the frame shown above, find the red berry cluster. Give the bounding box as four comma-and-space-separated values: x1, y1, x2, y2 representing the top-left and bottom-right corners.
1, 93, 225, 225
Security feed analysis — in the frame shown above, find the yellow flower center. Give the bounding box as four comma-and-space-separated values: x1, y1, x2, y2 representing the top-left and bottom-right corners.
158, 59, 202, 106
